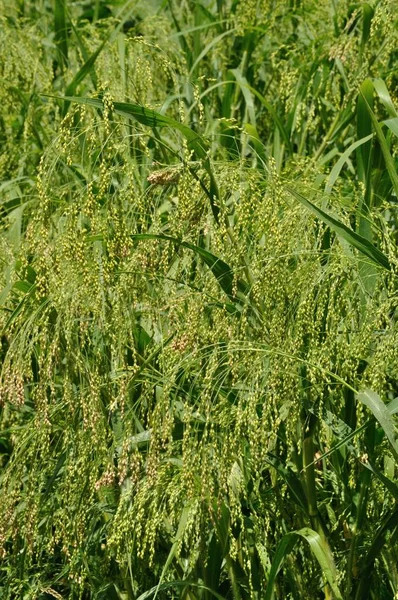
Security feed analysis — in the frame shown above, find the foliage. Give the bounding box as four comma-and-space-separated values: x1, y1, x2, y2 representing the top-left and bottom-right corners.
0, 0, 397, 598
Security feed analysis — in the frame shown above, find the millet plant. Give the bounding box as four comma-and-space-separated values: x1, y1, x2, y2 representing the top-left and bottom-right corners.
0, 0, 397, 598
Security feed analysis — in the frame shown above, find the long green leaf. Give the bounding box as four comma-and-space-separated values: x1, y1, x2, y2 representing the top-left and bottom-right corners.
361, 457, 398, 500
62, 41, 106, 116
61, 95, 221, 222
1, 284, 38, 334
360, 4, 374, 54
188, 29, 234, 77
54, 0, 68, 71
355, 506, 398, 600
357, 390, 398, 461
305, 421, 370, 468
373, 78, 397, 118
382, 117, 398, 138
231, 68, 256, 125
60, 96, 207, 153
286, 186, 391, 271
357, 79, 373, 186
137, 580, 227, 600
264, 534, 296, 600
265, 453, 308, 514
360, 91, 398, 199
130, 233, 249, 302
265, 528, 343, 600
325, 133, 373, 194
88, 232, 248, 304
152, 505, 191, 599
388, 397, 398, 416
244, 84, 293, 153
63, 2, 138, 116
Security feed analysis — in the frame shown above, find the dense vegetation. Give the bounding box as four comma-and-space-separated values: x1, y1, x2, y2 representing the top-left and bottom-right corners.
0, 0, 397, 598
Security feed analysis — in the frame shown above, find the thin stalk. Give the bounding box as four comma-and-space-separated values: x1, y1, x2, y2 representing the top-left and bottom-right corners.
313, 112, 341, 163
346, 468, 371, 598
303, 413, 334, 600
225, 555, 242, 600
347, 420, 375, 597
302, 413, 321, 534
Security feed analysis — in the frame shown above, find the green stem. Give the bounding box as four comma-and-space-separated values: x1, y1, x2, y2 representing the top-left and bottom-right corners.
225, 555, 243, 600
313, 112, 341, 163
303, 430, 319, 532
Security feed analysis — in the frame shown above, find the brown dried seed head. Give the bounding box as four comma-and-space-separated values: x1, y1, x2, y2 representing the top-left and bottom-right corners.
147, 169, 180, 185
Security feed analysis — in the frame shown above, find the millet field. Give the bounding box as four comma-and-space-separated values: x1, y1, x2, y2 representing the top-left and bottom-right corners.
0, 0, 397, 598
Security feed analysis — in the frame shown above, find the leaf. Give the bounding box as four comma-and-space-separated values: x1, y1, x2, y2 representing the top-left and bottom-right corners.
286, 186, 391, 271
12, 280, 33, 294
59, 95, 221, 222
1, 284, 39, 334
373, 78, 397, 118
231, 68, 256, 125
54, 0, 68, 70
305, 421, 369, 468
151, 502, 192, 600
63, 5, 139, 116
264, 534, 296, 600
43, 452, 67, 498
388, 397, 398, 416
357, 390, 398, 461
355, 506, 398, 599
361, 4, 374, 52
62, 41, 106, 116
137, 581, 228, 600
325, 133, 374, 194
295, 529, 342, 600
361, 457, 398, 500
203, 532, 224, 591
360, 91, 398, 199
61, 95, 208, 155
356, 79, 373, 185
188, 29, 234, 77
128, 430, 151, 446
382, 117, 398, 137
264, 528, 343, 600
265, 453, 308, 515
244, 84, 293, 153
127, 233, 249, 303
244, 123, 267, 166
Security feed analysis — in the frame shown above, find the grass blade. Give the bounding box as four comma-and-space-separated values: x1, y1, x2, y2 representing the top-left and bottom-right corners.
88, 232, 248, 304
61, 95, 221, 223
356, 79, 373, 186
264, 534, 296, 600
188, 29, 234, 77
357, 390, 398, 461
361, 457, 398, 500
286, 186, 391, 271
265, 528, 343, 600
137, 581, 228, 600
325, 133, 373, 194
265, 453, 308, 515
360, 3, 374, 56
231, 68, 256, 125
151, 502, 192, 599
54, 0, 68, 71
130, 233, 249, 302
360, 90, 398, 199
373, 78, 397, 118
382, 117, 398, 137
62, 41, 106, 116
355, 506, 398, 600
245, 84, 293, 154
62, 1, 138, 116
